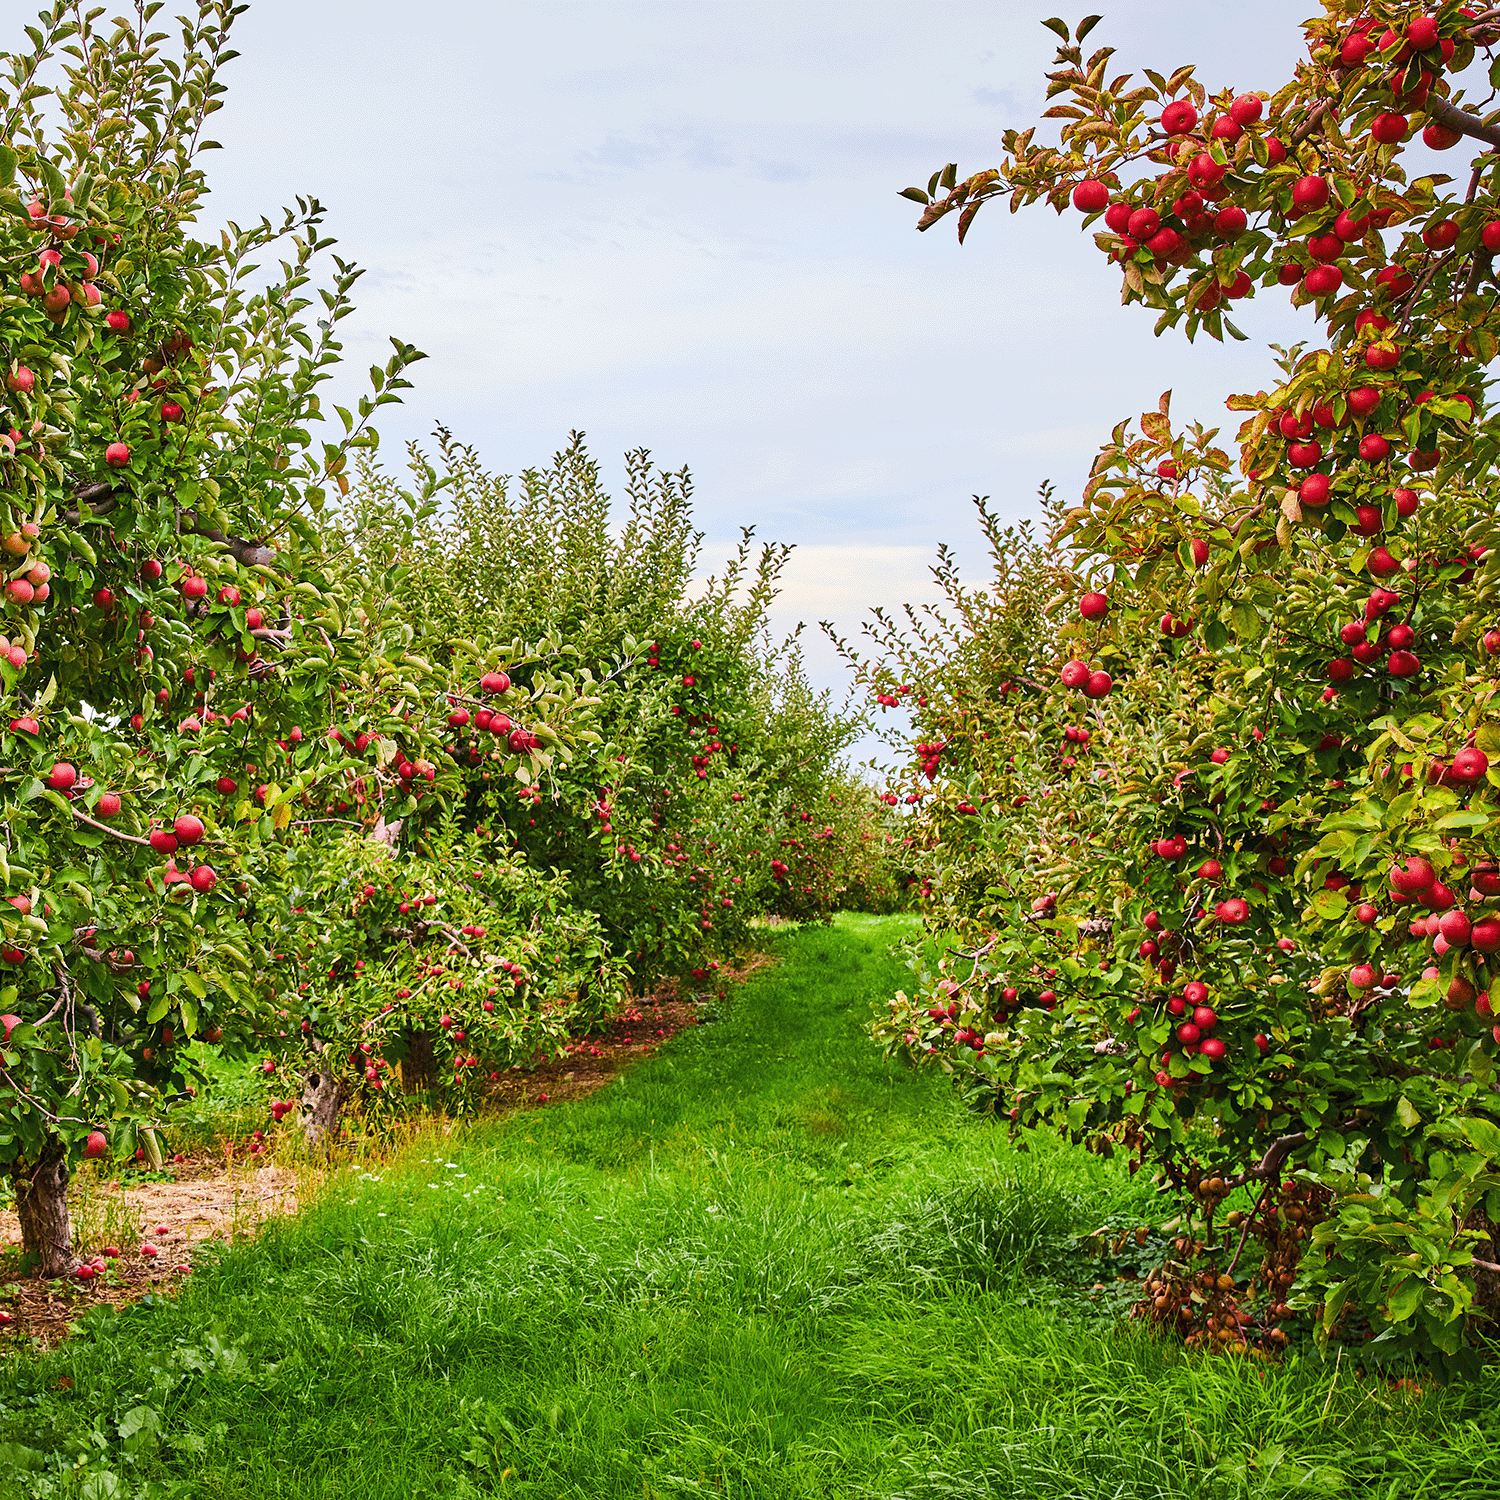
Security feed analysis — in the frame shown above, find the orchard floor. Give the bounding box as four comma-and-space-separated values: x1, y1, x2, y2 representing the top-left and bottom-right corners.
2, 916, 1499, 1499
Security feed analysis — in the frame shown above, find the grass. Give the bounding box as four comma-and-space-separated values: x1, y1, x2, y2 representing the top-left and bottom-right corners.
2, 913, 1499, 1498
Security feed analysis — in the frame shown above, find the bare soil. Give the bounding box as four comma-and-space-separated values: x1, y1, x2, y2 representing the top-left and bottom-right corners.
0, 955, 773, 1349
0, 1162, 298, 1349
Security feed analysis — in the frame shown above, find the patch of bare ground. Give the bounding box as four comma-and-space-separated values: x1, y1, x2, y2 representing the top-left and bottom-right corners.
0, 952, 776, 1348
0, 1158, 299, 1349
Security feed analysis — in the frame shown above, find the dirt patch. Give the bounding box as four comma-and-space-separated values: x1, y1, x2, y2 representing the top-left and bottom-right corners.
0, 1161, 298, 1350
0, 953, 776, 1349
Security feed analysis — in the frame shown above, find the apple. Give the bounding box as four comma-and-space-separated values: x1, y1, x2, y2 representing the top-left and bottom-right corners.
1079, 591, 1108, 620
148, 828, 178, 854
1472, 917, 1500, 953
83, 1130, 108, 1158
1199, 1037, 1226, 1061
95, 791, 121, 818
173, 814, 205, 844
1060, 659, 1090, 688
1083, 670, 1112, 699
181, 575, 208, 599
1390, 856, 1436, 896
46, 762, 77, 791
142, 558, 163, 580
1304, 265, 1342, 296
1451, 746, 1488, 783
1183, 980, 1209, 1005
104, 441, 130, 467
1299, 473, 1331, 506
1071, 179, 1109, 213
1291, 175, 1330, 213
1425, 881, 1456, 912
1388, 649, 1421, 677
1160, 100, 1198, 134
1439, 910, 1471, 946
480, 670, 511, 695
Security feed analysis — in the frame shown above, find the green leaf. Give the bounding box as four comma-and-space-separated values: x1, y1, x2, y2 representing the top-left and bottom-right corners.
1387, 1277, 1424, 1324
1435, 810, 1490, 831
1230, 600, 1259, 640
1458, 1115, 1500, 1158
182, 971, 207, 1000
1309, 888, 1346, 920
1396, 1095, 1422, 1131
1041, 17, 1071, 41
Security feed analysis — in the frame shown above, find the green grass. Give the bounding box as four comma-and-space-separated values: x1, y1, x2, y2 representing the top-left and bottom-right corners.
3, 914, 1500, 1498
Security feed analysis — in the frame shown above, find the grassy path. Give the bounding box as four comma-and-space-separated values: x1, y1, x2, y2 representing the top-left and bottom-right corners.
2, 915, 1498, 1498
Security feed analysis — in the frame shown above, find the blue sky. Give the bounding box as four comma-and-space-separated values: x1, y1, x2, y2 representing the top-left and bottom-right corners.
204, 0, 1319, 755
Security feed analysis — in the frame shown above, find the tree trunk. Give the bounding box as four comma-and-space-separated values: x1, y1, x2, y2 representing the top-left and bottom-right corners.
12, 1136, 78, 1278
301, 1069, 350, 1151
400, 1027, 436, 1094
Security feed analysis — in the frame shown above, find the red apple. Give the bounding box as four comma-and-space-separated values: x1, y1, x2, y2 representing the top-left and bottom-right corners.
1451, 746, 1489, 783
1471, 917, 1500, 954
1071, 180, 1109, 213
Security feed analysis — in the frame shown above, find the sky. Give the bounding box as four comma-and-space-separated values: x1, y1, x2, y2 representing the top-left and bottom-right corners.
193, 0, 1322, 760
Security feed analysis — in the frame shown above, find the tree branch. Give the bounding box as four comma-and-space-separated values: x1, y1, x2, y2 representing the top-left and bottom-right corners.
62, 484, 278, 568
1224, 1130, 1312, 1191
1425, 96, 1500, 152
70, 805, 153, 847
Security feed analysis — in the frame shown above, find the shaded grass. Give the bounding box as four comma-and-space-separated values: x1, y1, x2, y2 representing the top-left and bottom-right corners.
1, 914, 1498, 1498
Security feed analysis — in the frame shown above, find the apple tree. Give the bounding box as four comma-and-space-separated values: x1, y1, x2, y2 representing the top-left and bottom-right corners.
870, 4, 1500, 1369
0, 1, 444, 1274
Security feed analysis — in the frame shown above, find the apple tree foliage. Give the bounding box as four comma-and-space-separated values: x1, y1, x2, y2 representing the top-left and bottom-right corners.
0, 4, 889, 1274
864, 4, 1500, 1370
